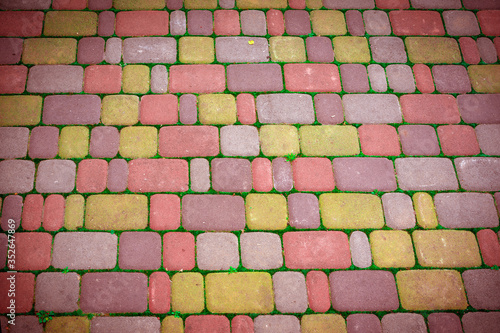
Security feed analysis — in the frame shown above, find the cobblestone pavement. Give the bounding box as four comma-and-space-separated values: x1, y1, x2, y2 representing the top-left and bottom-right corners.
1, 0, 500, 332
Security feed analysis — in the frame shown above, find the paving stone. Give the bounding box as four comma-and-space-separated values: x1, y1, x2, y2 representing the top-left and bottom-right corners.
34, 273, 79, 312
462, 269, 500, 310
21, 194, 43, 230
411, 64, 434, 93
370, 230, 415, 268
476, 124, 500, 155
349, 231, 372, 269
413, 192, 438, 229
101, 95, 139, 125
363, 10, 390, 35
299, 125, 359, 156
0, 127, 28, 159
329, 271, 398, 312
245, 193, 288, 230
323, 0, 375, 9
118, 232, 161, 270
381, 313, 427, 333
206, 272, 274, 313
113, 0, 164, 9
212, 158, 252, 192
340, 64, 369, 93
197, 233, 239, 271
259, 125, 300, 156
369, 37, 407, 63
115, 11, 169, 36
42, 194, 65, 231
346, 314, 382, 333
460, 37, 481, 64
411, 0, 461, 7
150, 194, 180, 230
214, 9, 240, 35
149, 271, 170, 313
252, 158, 273, 192
237, 0, 287, 8
64, 194, 84, 230
0, 11, 44, 37
1, 195, 22, 231
182, 195, 245, 231
382, 193, 416, 229
45, 317, 90, 333
198, 94, 236, 125
314, 94, 344, 124
333, 36, 370, 63
91, 317, 160, 333
178, 94, 197, 124
159, 126, 219, 157
128, 159, 188, 192
80, 272, 148, 313
240, 10, 267, 35
287, 193, 321, 229
169, 65, 225, 93
269, 36, 306, 62
240, 232, 283, 270
216, 37, 269, 63
477, 10, 500, 36
0, 65, 27, 94
346, 10, 364, 36
395, 158, 458, 191
462, 312, 500, 333
386, 64, 415, 93
458, 94, 500, 124
257, 94, 315, 123
85, 194, 147, 230
305, 271, 331, 313
477, 37, 497, 64
14, 232, 52, 270
27, 65, 83, 93
432, 65, 471, 94
44, 11, 97, 36
400, 94, 460, 124
219, 0, 235, 8
343, 94, 402, 124
89, 126, 119, 158
443, 10, 480, 36
254, 315, 300, 333
390, 10, 444, 35
266, 9, 285, 35
399, 125, 440, 156
454, 157, 500, 191
406, 37, 461, 63
0, 160, 35, 194
122, 64, 150, 94
333, 157, 397, 192
107, 159, 128, 192
170, 10, 186, 35
292, 158, 334, 192
396, 270, 468, 310
104, 37, 122, 64
179, 37, 214, 64
438, 125, 480, 156
0, 38, 23, 64
305, 37, 334, 63
163, 232, 195, 271
273, 271, 308, 313
187, 10, 213, 35
272, 158, 293, 192
319, 193, 384, 229
171, 272, 205, 313
162, 316, 184, 333
190, 158, 210, 192
284, 10, 310, 35
358, 124, 400, 156
43, 95, 101, 125
84, 65, 122, 94
77, 37, 104, 64
58, 126, 89, 158
463, 0, 500, 9
232, 315, 254, 333
310, 10, 346, 35
119, 126, 157, 158
98, 11, 115, 36
220, 125, 260, 157
306, 0, 323, 7
367, 64, 387, 92
426, 313, 463, 333
149, 66, 169, 93
35, 160, 75, 193
227, 64, 283, 92
140, 95, 177, 125
89, 0, 112, 10
185, 316, 230, 333
0, 273, 35, 313
469, 65, 500, 93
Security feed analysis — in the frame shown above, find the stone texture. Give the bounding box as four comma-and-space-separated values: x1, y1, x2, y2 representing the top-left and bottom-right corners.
434, 193, 499, 228
370, 37, 407, 63
257, 94, 314, 124
0, 160, 35, 194
34, 273, 79, 312
370, 230, 415, 268
245, 193, 288, 230
220, 125, 260, 157
190, 158, 210, 192
91, 317, 160, 333
458, 94, 500, 124
22, 38, 76, 64
85, 195, 147, 230
299, 125, 360, 156
240, 232, 283, 270
272, 158, 293, 192
43, 95, 101, 125
273, 271, 308, 313
454, 157, 500, 191
288, 193, 321, 229
333, 157, 397, 192
182, 195, 245, 231
227, 64, 283, 92
386, 64, 415, 93
462, 269, 500, 310
343, 94, 402, 124
381, 313, 427, 333
476, 124, 500, 155
395, 158, 459, 191
212, 158, 252, 192
35, 160, 76, 193
349, 231, 372, 269
382, 193, 416, 229
0, 127, 29, 159
27, 65, 83, 93
399, 125, 440, 156
216, 37, 269, 63
118, 232, 161, 270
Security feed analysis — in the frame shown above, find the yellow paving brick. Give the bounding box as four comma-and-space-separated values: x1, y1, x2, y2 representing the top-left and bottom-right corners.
64, 194, 85, 230
44, 316, 90, 333
101, 95, 139, 126
179, 37, 214, 64
246, 193, 288, 230
44, 11, 98, 36
396, 270, 468, 311
161, 317, 184, 333
333, 37, 370, 63
319, 193, 385, 229
113, 0, 165, 9
236, 0, 287, 8
306, 0, 323, 8
119, 126, 158, 158
405, 37, 461, 64
85, 194, 148, 230
299, 125, 360, 156
22, 38, 77, 65
0, 96, 42, 126
370, 230, 415, 268
468, 65, 500, 93
301, 314, 347, 333
198, 94, 237, 125
310, 10, 346, 36
413, 230, 482, 268
269, 37, 307, 62
58, 126, 89, 159
412, 192, 438, 229
122, 65, 150, 94
259, 125, 300, 156
185, 0, 217, 9
206, 272, 274, 313
171, 272, 205, 314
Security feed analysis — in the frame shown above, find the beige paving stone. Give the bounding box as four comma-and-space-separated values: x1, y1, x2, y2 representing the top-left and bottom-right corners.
179, 37, 215, 63
122, 65, 150, 94
58, 126, 89, 159
161, 317, 183, 333
412, 192, 438, 229
370, 230, 415, 268
405, 37, 461, 63
311, 10, 347, 35
119, 126, 158, 158
299, 125, 360, 156
198, 94, 237, 125
0, 96, 42, 126
22, 38, 77, 64
44, 11, 98, 36
85, 195, 148, 230
101, 95, 139, 125
64, 194, 84, 230
171, 272, 205, 314
301, 314, 347, 333
333, 37, 370, 63
246, 193, 288, 230
269, 37, 306, 62
468, 65, 500, 93
259, 125, 300, 156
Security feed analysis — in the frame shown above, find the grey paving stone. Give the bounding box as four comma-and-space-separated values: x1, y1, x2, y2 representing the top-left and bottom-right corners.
370, 37, 407, 63
306, 36, 335, 63
0, 160, 35, 194
273, 271, 308, 313
367, 64, 387, 92
240, 232, 283, 270
0, 127, 29, 159
432, 65, 471, 94
458, 94, 500, 124
349, 231, 372, 269
435, 193, 498, 228
381, 313, 427, 333
151, 65, 168, 93
34, 272, 79, 312
89, 126, 119, 158
395, 158, 459, 191
347, 314, 382, 333
411, 0, 461, 8
462, 269, 500, 310
0, 38, 23, 64
190, 158, 210, 192
454, 157, 500, 191
386, 64, 415, 93
382, 193, 416, 229
123, 37, 176, 63
179, 94, 198, 125
227, 64, 283, 92
333, 157, 397, 192
187, 10, 213, 35
256, 94, 315, 124
0, 195, 22, 231
196, 232, 239, 270
0, 0, 50, 9
27, 65, 83, 93
170, 10, 186, 35
241, 10, 267, 36
346, 10, 365, 36
51, 232, 117, 270
272, 157, 293, 192
220, 125, 260, 157
314, 94, 344, 124
288, 193, 320, 229
399, 125, 440, 156
104, 37, 122, 64
77, 37, 105, 64
477, 37, 498, 64
254, 315, 300, 333
43, 95, 101, 125
364, 10, 391, 35
211, 158, 252, 192
119, 232, 161, 270
216, 37, 269, 63
476, 124, 500, 155
91, 317, 160, 333
343, 94, 402, 123
98, 11, 115, 36
443, 11, 480, 36
35, 160, 76, 193
284, 10, 311, 35
107, 159, 128, 192
427, 313, 463, 333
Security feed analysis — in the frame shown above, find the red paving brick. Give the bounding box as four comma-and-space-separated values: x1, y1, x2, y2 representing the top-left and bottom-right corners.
477, 10, 500, 36
0, 65, 27, 94
358, 124, 401, 156
306, 270, 331, 312
140, 95, 178, 125
0, 38, 23, 64
0, 11, 44, 37
314, 94, 344, 125
14, 232, 52, 270
1, 195, 22, 230
232, 315, 254, 333
169, 65, 225, 93
459, 37, 481, 65
185, 315, 230, 333
477, 229, 500, 267
28, 126, 59, 159
285, 63, 341, 92
346, 10, 365, 36
412, 64, 435, 93
292, 158, 335, 191
150, 194, 180, 230
21, 194, 43, 230
214, 10, 240, 35
115, 11, 169, 36
128, 159, 189, 192
42, 194, 65, 231
400, 94, 460, 124
159, 126, 219, 157
163, 232, 195, 271
0, 273, 35, 313
227, 64, 283, 92
252, 158, 273, 192
76, 159, 108, 193
149, 271, 171, 313
236, 94, 256, 124
84, 65, 122, 94
437, 125, 480, 156
390, 10, 445, 36
333, 157, 397, 192
267, 9, 285, 36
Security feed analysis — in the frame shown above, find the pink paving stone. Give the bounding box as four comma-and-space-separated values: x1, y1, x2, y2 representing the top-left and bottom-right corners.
232, 316, 254, 333
0, 160, 35, 194
185, 316, 230, 333
26, 65, 83, 94
495, 37, 500, 60
283, 231, 351, 269
0, 0, 50, 8
340, 64, 369, 93
227, 64, 283, 92
386, 64, 415, 93
252, 158, 273, 192
399, 125, 441, 156
166, 0, 182, 9
0, 127, 29, 159
42, 194, 65, 232
127, 159, 189, 193
395, 157, 459, 191
240, 232, 283, 269
80, 272, 148, 313
0, 234, 5, 269
216, 37, 269, 63
496, 193, 500, 215
187, 10, 213, 35
214, 10, 240, 35
149, 271, 170, 313
0, 38, 23, 64
272, 157, 293, 192
349, 231, 372, 269
89, 0, 112, 10
163, 232, 195, 271
346, 10, 365, 36
476, 124, 500, 155
0, 11, 44, 37
182, 195, 246, 231
123, 37, 177, 63
220, 0, 235, 8
236, 94, 256, 124
98, 11, 115, 36
140, 95, 178, 125
284, 10, 311, 35
432, 65, 471, 94
267, 9, 285, 36
381, 313, 427, 333
477, 37, 498, 63
427, 313, 463, 333
314, 94, 344, 125
343, 94, 402, 124
288, 193, 321, 229
240, 10, 267, 36
306, 271, 331, 312
364, 10, 391, 35
306, 36, 335, 63
323, 0, 375, 8
0, 273, 34, 313
376, 0, 409, 9
179, 94, 197, 124
257, 94, 315, 124
413, 64, 435, 93
6, 316, 42, 332
21, 194, 43, 231
212, 158, 252, 192
400, 95, 460, 124
151, 64, 168, 93
273, 271, 308, 313
292, 158, 335, 192
462, 312, 500, 333
150, 194, 180, 230
330, 271, 399, 312
89, 126, 119, 158
347, 314, 382, 333
35, 160, 76, 193
369, 37, 407, 63
84, 65, 122, 94
52, 0, 86, 9
196, 232, 239, 270
368, 65, 388, 93
289, 0, 305, 8
390, 10, 445, 36
119, 232, 161, 270
477, 10, 500, 36
477, 229, 500, 266
1, 195, 22, 231
190, 158, 210, 192
332, 157, 397, 192
77, 37, 105, 64
43, 95, 101, 125
0, 65, 27, 94
14, 232, 52, 270
34, 272, 79, 312
458, 94, 500, 124
91, 317, 160, 333
463, 0, 500, 9
443, 11, 480, 36
358, 124, 401, 156
462, 269, 500, 310
28, 126, 59, 159
169, 65, 225, 93
76, 159, 108, 193
159, 126, 219, 157
170, 10, 186, 35
115, 11, 169, 36
254, 316, 300, 332
410, 0, 461, 8
454, 157, 500, 191
437, 125, 480, 156
381, 193, 416, 229
459, 37, 481, 65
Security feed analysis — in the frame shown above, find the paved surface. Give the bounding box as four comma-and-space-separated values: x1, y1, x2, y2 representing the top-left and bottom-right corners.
0, 0, 500, 332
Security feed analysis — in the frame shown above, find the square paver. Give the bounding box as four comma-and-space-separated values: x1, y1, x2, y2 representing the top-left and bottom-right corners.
240, 232, 283, 269
399, 125, 440, 156
119, 232, 161, 270
369, 37, 407, 63
35, 273, 80, 312
196, 232, 239, 270
35, 160, 76, 193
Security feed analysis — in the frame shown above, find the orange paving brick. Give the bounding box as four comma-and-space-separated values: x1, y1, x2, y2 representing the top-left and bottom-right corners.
44, 317, 90, 333
0, 11, 44, 37
115, 11, 169, 36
